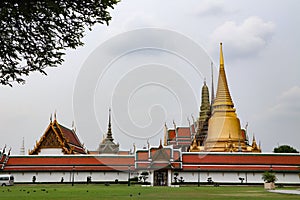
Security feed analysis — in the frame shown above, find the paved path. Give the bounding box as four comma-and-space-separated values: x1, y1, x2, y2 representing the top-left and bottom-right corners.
269, 190, 300, 195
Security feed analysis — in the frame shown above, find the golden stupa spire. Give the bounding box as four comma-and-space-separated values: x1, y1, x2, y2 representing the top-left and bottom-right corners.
220, 43, 224, 68
204, 43, 244, 152
213, 43, 234, 108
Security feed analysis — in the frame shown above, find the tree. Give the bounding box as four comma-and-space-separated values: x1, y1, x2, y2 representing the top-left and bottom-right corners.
273, 145, 299, 153
139, 171, 149, 183
262, 171, 277, 183
0, 0, 119, 86
173, 172, 179, 184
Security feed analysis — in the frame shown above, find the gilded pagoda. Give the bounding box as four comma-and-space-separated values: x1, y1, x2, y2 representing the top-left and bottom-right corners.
165, 43, 261, 153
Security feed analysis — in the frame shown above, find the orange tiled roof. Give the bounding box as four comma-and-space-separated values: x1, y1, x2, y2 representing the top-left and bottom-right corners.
168, 130, 176, 140
29, 120, 86, 155
4, 155, 134, 172
136, 151, 148, 161
182, 153, 300, 165
59, 124, 82, 147
177, 127, 191, 138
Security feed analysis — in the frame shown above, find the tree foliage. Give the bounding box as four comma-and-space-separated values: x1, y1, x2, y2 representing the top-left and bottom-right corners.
139, 171, 149, 183
273, 145, 299, 153
262, 171, 277, 183
0, 0, 119, 86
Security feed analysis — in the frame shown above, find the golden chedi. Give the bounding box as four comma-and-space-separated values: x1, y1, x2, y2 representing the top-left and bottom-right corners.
204, 43, 247, 152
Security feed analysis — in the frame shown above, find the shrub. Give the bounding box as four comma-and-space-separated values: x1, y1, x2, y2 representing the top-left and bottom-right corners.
262, 171, 277, 183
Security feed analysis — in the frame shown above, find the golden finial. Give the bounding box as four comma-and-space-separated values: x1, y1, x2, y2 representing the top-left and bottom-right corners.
159, 138, 163, 148
220, 42, 224, 68
54, 110, 57, 121
191, 114, 195, 124
133, 143, 136, 153
173, 120, 176, 128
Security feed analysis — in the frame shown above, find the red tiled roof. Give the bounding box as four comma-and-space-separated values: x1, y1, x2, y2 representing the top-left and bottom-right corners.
4, 156, 134, 172
182, 165, 299, 172
241, 129, 246, 140
173, 151, 180, 161
182, 153, 300, 166
191, 124, 195, 133
136, 163, 149, 169
59, 124, 81, 147
4, 165, 134, 172
136, 151, 148, 161
177, 127, 191, 138
168, 130, 176, 140
29, 120, 87, 155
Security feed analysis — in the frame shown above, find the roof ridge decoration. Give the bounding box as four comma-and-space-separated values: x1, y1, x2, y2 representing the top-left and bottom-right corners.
98, 108, 119, 154
29, 114, 86, 155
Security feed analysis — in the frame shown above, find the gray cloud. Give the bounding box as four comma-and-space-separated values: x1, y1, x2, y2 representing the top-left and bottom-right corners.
195, 0, 235, 17
269, 86, 300, 117
210, 16, 275, 59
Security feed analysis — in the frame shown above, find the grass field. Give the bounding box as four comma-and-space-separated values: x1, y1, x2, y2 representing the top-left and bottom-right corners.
1, 184, 299, 200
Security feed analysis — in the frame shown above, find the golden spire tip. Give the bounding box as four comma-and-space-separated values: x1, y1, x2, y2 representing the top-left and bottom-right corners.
220, 42, 224, 67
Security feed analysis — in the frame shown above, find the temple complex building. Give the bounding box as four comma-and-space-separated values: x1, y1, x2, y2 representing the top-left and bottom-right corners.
97, 108, 120, 154
165, 43, 261, 153
29, 113, 86, 155
204, 43, 249, 152
1, 43, 299, 186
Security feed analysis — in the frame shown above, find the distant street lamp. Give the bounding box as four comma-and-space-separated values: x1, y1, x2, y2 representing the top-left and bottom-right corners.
198, 166, 200, 187
128, 166, 131, 186
72, 166, 75, 186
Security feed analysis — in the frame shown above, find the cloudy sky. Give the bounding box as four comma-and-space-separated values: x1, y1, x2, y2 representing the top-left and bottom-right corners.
1, 0, 299, 154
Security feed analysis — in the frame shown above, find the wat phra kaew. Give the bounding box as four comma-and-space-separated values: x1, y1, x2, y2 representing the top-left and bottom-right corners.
1, 44, 299, 186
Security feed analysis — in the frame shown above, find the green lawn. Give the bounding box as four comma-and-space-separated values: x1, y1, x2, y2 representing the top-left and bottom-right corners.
1, 184, 299, 200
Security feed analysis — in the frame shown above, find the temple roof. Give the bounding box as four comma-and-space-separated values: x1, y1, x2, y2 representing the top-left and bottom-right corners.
29, 117, 86, 155
98, 108, 119, 154
199, 81, 211, 121
4, 155, 134, 172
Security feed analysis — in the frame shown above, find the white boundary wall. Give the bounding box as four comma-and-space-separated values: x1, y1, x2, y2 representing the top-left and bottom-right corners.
170, 171, 300, 184
3, 171, 129, 183
1, 171, 299, 184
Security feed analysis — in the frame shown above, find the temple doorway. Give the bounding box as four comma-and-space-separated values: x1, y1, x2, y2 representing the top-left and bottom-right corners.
154, 170, 168, 186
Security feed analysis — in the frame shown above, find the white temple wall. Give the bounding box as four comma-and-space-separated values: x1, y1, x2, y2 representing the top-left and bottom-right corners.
39, 148, 64, 155
4, 171, 129, 183
2, 171, 299, 184
170, 171, 300, 184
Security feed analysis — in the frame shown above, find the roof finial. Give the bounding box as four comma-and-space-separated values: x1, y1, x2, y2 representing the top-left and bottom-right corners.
211, 61, 215, 105
159, 138, 163, 148
220, 42, 224, 68
164, 122, 168, 146
173, 120, 176, 128
106, 107, 113, 142
50, 114, 52, 123
20, 137, 25, 155
191, 114, 195, 124
72, 121, 76, 132
54, 110, 57, 121
133, 143, 136, 153
204, 77, 206, 85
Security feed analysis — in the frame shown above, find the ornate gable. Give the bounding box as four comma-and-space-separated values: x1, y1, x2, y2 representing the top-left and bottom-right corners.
39, 129, 62, 148
29, 115, 86, 155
